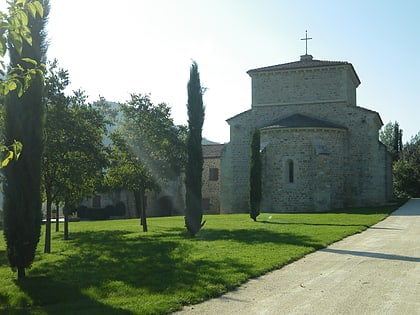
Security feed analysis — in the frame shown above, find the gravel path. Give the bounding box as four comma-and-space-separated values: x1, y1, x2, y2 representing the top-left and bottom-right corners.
174, 199, 420, 315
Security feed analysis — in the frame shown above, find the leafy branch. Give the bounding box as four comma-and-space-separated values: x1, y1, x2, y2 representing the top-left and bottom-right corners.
0, 140, 22, 168
0, 1, 44, 168
0, 0, 44, 96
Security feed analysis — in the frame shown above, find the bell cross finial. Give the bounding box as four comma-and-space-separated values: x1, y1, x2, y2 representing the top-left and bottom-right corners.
300, 30, 312, 55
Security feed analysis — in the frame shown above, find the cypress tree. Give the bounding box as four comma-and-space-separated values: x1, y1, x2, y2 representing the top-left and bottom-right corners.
3, 0, 49, 279
249, 128, 262, 221
392, 122, 403, 161
185, 61, 205, 236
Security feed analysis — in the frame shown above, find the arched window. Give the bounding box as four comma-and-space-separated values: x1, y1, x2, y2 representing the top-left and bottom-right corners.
288, 159, 294, 183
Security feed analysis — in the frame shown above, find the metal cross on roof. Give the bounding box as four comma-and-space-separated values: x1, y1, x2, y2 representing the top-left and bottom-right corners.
300, 30, 312, 55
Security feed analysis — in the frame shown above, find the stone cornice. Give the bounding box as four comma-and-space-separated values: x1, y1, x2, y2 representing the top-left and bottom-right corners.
253, 99, 348, 107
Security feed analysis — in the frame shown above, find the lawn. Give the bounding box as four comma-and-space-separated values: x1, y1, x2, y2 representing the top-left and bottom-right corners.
0, 204, 400, 314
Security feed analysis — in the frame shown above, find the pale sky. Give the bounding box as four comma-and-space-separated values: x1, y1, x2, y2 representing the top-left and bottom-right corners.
42, 0, 420, 143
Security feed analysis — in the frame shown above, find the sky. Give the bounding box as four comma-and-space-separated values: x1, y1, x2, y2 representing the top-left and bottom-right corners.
38, 1, 420, 143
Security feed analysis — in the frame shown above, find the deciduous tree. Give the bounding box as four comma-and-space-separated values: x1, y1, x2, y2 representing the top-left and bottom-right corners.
0, 0, 44, 97
104, 95, 186, 232
42, 60, 70, 252
104, 131, 157, 232
43, 89, 108, 241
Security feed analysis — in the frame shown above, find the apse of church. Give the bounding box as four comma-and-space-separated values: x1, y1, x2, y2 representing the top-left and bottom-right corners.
220, 50, 393, 213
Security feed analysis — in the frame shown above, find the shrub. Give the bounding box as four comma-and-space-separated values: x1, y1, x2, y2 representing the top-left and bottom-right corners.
77, 206, 109, 220
77, 202, 126, 220
114, 201, 126, 216
76, 205, 88, 218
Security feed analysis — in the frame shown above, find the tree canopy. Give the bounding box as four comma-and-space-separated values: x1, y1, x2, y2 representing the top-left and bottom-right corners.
0, 0, 44, 96
43, 86, 108, 240
0, 0, 44, 168
393, 133, 420, 198
103, 94, 186, 231
380, 122, 420, 198
380, 121, 403, 161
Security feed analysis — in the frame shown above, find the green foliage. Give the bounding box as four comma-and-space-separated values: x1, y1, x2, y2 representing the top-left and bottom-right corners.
42, 60, 72, 251
379, 121, 420, 198
43, 80, 108, 242
44, 89, 108, 208
76, 205, 123, 220
393, 132, 420, 198
185, 61, 205, 237
104, 129, 155, 230
120, 94, 186, 178
104, 94, 186, 231
0, 139, 22, 168
379, 121, 403, 161
249, 129, 262, 221
0, 204, 399, 314
104, 130, 156, 193
2, 0, 49, 279
105, 94, 186, 192
0, 0, 45, 97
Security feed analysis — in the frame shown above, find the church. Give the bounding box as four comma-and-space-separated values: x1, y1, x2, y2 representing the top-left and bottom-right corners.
220, 51, 393, 213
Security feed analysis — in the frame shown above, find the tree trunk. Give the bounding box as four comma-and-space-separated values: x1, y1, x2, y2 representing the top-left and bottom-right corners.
17, 267, 25, 280
141, 191, 147, 232
44, 195, 52, 253
63, 206, 69, 240
55, 203, 60, 232
134, 190, 147, 232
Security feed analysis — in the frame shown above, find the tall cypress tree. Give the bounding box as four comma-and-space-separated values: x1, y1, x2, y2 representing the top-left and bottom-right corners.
249, 129, 262, 221
3, 0, 49, 279
185, 61, 205, 237
392, 122, 403, 161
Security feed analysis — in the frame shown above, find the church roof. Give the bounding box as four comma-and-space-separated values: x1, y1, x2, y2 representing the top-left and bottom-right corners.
247, 55, 361, 85
202, 144, 224, 158
262, 114, 346, 130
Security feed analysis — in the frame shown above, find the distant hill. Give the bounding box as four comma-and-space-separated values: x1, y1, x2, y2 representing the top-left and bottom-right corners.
202, 138, 220, 145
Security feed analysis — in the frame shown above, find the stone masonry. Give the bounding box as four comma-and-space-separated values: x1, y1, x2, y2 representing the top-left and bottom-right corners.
220, 54, 393, 213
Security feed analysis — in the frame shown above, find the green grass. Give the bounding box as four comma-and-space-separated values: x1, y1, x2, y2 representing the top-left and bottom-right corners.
0, 204, 400, 314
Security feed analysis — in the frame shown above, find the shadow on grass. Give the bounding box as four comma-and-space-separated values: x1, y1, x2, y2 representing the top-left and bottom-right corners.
257, 220, 370, 228
198, 228, 324, 249
37, 230, 187, 292
11, 229, 261, 314
327, 204, 400, 215
12, 276, 133, 315
0, 250, 8, 266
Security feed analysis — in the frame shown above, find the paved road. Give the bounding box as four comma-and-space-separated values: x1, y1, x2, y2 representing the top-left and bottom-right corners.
174, 199, 420, 315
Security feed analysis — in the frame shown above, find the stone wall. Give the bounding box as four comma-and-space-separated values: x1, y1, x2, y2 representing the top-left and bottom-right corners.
250, 65, 358, 107
260, 127, 348, 212
202, 157, 221, 214
221, 102, 391, 213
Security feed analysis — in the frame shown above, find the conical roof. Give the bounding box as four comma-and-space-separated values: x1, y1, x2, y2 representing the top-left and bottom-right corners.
262, 113, 346, 130
247, 55, 360, 85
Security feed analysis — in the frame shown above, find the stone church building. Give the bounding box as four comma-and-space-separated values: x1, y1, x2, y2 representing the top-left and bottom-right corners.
220, 54, 393, 213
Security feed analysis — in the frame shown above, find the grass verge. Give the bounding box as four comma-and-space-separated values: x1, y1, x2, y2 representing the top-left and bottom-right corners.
0, 204, 400, 314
